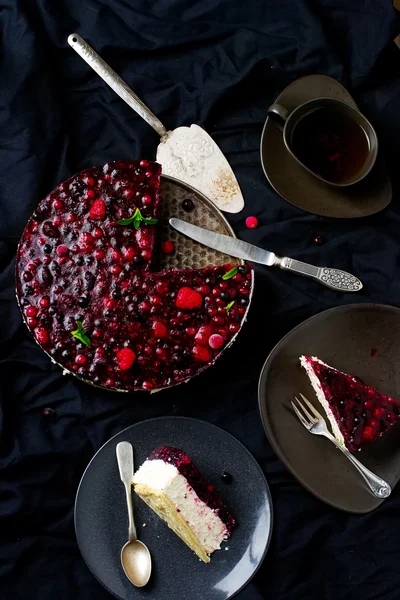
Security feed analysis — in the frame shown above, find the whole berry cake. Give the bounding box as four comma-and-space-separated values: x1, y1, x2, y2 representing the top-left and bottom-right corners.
300, 356, 400, 452
133, 446, 235, 563
16, 160, 253, 391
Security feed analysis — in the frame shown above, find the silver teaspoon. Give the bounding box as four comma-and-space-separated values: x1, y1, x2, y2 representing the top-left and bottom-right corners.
116, 442, 152, 587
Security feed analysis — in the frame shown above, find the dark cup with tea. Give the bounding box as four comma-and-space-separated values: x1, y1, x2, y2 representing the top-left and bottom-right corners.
267, 98, 378, 187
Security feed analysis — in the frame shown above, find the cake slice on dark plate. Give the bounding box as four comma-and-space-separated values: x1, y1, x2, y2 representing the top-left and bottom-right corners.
133, 446, 235, 563
300, 356, 400, 452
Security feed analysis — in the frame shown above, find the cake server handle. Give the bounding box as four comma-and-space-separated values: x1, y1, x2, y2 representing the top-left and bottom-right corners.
67, 33, 167, 138
326, 434, 391, 498
275, 257, 363, 292
116, 441, 137, 541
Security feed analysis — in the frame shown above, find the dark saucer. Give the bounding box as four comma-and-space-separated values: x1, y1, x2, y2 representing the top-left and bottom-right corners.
260, 74, 392, 218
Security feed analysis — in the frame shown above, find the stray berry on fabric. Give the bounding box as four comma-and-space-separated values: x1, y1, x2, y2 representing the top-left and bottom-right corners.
245, 216, 258, 229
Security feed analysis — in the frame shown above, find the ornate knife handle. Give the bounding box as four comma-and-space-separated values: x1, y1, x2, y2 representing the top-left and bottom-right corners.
67, 33, 167, 138
276, 257, 363, 292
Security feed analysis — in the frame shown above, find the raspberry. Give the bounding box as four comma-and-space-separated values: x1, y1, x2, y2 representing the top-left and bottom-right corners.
117, 348, 136, 370
195, 325, 213, 346
176, 287, 203, 310
192, 344, 212, 362
89, 199, 106, 220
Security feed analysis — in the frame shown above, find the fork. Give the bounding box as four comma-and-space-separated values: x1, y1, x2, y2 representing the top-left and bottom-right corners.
291, 393, 391, 499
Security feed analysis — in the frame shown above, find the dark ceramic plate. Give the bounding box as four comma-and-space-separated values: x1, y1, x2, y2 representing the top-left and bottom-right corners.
75, 416, 273, 600
258, 304, 400, 513
260, 75, 392, 218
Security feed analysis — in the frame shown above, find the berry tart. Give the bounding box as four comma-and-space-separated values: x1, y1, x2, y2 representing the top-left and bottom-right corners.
16, 160, 253, 391
300, 355, 400, 452
133, 446, 235, 563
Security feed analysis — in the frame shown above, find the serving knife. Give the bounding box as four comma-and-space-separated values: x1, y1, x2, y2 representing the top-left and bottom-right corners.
169, 218, 363, 292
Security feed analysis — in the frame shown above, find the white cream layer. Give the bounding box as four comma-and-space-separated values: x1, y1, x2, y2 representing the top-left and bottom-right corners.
133, 459, 228, 553
300, 355, 345, 446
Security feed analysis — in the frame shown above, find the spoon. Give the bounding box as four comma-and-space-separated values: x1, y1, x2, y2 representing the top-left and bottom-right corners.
116, 441, 152, 587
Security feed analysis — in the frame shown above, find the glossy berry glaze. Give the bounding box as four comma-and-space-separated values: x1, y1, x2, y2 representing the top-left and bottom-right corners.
149, 446, 236, 534
304, 357, 400, 451
16, 160, 253, 392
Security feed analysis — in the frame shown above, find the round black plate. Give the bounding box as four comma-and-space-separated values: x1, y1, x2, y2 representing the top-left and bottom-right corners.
258, 303, 400, 513
75, 416, 273, 600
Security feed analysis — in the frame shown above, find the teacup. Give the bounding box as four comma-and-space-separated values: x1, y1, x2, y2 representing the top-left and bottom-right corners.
267, 97, 378, 187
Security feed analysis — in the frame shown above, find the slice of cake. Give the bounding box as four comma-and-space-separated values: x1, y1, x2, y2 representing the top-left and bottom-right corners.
132, 446, 235, 563
300, 355, 400, 452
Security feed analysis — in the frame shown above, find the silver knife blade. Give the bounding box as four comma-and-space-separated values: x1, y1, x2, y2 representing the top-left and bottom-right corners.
169, 218, 276, 266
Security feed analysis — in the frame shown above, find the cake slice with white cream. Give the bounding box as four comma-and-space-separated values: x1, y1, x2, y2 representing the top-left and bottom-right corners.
132, 446, 235, 563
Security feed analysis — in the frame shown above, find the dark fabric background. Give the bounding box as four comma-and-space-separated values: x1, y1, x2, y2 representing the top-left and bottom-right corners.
1, 1, 400, 599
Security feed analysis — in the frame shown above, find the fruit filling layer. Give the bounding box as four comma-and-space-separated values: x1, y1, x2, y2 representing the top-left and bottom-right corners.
148, 446, 236, 533
301, 356, 400, 452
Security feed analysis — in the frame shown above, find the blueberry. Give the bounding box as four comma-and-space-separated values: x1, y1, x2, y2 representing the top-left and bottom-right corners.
78, 294, 89, 308
182, 198, 194, 212
172, 353, 183, 364
221, 471, 233, 483
132, 255, 144, 266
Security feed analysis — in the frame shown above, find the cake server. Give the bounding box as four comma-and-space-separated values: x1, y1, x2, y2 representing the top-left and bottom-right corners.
170, 218, 363, 292
67, 33, 244, 213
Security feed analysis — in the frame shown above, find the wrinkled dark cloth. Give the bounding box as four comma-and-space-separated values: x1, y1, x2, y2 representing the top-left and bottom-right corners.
1, 1, 400, 599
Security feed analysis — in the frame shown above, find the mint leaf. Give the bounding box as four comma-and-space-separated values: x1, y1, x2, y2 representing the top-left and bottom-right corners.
225, 301, 235, 313
71, 320, 91, 347
222, 267, 238, 281
117, 217, 135, 226
117, 207, 158, 229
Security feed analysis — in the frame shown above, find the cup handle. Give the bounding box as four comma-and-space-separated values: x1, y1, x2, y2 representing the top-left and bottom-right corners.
267, 103, 290, 131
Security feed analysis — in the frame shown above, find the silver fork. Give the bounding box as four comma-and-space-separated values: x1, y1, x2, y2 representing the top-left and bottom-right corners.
291, 393, 391, 499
